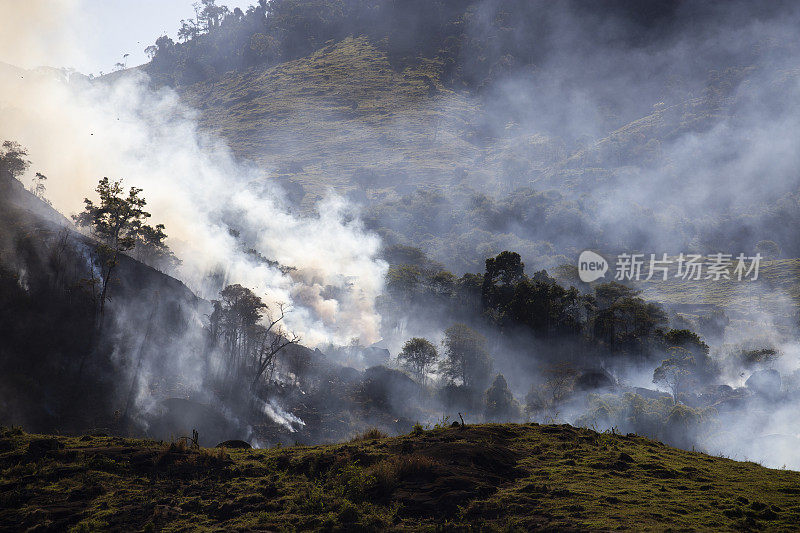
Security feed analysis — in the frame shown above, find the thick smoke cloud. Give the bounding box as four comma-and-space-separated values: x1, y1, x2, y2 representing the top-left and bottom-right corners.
0, 68, 386, 347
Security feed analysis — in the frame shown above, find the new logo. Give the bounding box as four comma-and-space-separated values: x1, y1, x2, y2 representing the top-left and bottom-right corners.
578, 250, 608, 282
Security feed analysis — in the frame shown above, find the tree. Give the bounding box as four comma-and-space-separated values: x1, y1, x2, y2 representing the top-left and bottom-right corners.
593, 295, 667, 353
525, 362, 578, 420
506, 273, 584, 337
134, 222, 179, 270
32, 172, 48, 202
485, 373, 517, 420
660, 329, 709, 356
593, 281, 640, 309
178, 19, 200, 42
73, 178, 171, 320
440, 323, 492, 389
484, 251, 525, 287
653, 347, 695, 404
481, 251, 524, 313
385, 265, 422, 301
208, 284, 299, 390
155, 35, 175, 51
197, 0, 230, 31
397, 337, 438, 385
0, 140, 30, 178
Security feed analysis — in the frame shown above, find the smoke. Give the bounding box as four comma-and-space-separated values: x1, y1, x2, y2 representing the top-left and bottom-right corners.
0, 0, 85, 72
0, 68, 386, 348
5, 0, 800, 466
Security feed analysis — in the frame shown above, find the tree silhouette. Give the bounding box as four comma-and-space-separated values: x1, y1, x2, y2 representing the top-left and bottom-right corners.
73, 178, 171, 321
485, 373, 516, 419
0, 140, 30, 178
653, 347, 695, 404
398, 337, 438, 385
440, 323, 492, 389
208, 284, 299, 390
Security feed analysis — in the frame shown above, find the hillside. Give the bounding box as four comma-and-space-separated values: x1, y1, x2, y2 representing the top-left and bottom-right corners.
178, 36, 489, 199
174, 36, 800, 316
0, 169, 205, 434
2, 423, 799, 531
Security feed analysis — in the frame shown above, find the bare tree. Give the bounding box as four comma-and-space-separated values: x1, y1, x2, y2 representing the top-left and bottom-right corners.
208, 285, 299, 391
251, 303, 300, 390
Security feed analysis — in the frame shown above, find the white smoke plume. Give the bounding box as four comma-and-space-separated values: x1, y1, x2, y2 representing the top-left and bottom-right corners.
0, 8, 386, 348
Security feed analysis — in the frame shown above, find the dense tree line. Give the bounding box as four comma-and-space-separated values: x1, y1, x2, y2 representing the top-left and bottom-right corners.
385, 249, 720, 419
387, 249, 698, 358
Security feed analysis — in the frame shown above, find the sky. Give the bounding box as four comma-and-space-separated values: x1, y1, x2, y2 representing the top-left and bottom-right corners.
0, 0, 254, 75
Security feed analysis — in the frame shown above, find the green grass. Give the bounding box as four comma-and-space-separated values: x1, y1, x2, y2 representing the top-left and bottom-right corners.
178, 36, 564, 203
3, 424, 800, 531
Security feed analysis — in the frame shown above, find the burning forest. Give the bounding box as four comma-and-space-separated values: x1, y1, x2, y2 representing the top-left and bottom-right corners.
3, 1, 800, 530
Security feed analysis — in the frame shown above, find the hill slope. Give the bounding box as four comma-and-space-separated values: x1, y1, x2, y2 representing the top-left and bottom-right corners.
2, 424, 799, 531
179, 37, 487, 199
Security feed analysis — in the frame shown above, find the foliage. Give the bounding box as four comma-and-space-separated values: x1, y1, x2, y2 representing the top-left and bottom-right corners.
484, 374, 518, 420
440, 323, 492, 389
653, 347, 696, 405
207, 284, 299, 389
73, 177, 151, 253
397, 337, 438, 384
73, 178, 176, 317
0, 140, 30, 178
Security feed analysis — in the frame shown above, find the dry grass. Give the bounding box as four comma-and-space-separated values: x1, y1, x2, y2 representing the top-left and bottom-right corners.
368, 453, 441, 495
350, 427, 389, 442
5, 424, 800, 530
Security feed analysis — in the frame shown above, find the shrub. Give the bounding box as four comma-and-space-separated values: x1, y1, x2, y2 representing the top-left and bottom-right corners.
367, 454, 440, 496
351, 427, 389, 442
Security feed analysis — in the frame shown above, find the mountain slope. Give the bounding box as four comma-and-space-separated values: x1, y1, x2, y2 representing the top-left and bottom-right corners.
179, 37, 485, 199
2, 423, 799, 531
0, 170, 204, 434
176, 36, 581, 203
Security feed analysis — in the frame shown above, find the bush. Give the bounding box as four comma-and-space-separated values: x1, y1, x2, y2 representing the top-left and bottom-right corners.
367, 454, 440, 496
351, 427, 389, 442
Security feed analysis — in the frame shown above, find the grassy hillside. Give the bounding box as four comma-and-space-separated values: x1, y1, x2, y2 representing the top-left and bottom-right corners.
176, 35, 800, 304
2, 423, 799, 531
639, 258, 800, 314
179, 36, 561, 202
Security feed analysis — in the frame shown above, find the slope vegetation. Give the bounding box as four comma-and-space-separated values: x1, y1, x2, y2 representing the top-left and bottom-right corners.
2, 424, 799, 531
